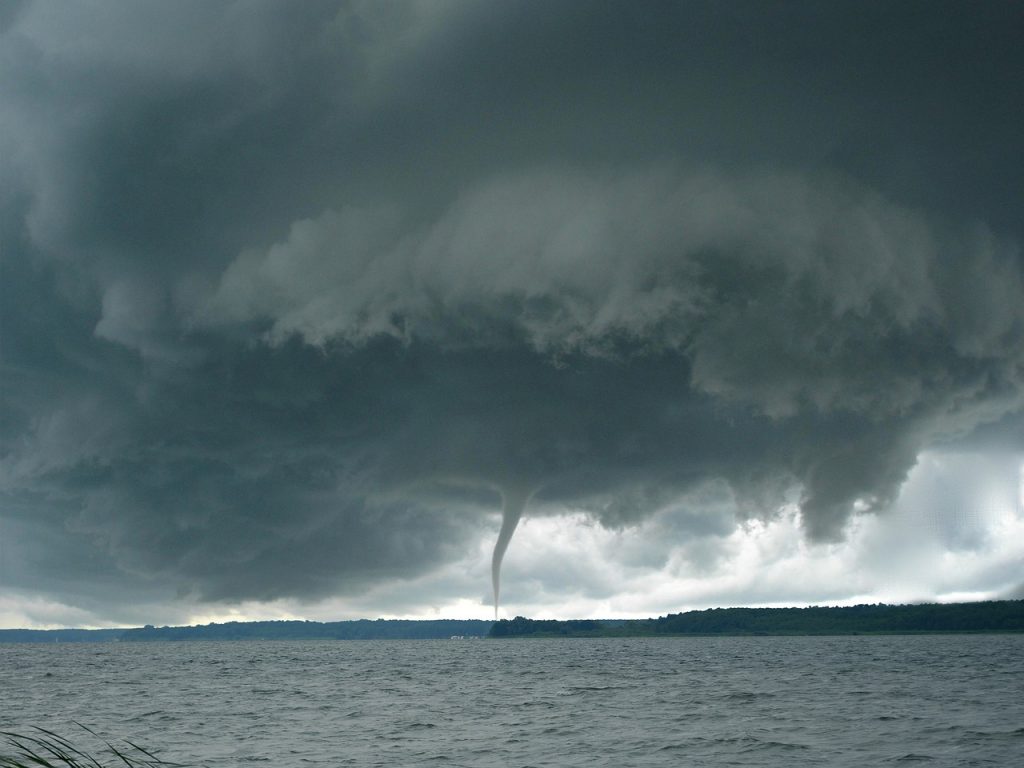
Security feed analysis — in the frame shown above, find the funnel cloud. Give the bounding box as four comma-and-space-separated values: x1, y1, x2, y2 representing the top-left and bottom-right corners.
492, 487, 533, 618
0, 2, 1022, 627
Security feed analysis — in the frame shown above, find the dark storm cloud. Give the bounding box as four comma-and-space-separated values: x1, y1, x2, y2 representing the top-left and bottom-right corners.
1, 1, 1022, 615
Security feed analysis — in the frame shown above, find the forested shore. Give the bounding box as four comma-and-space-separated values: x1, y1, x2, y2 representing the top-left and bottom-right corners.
2, 600, 1021, 643
0, 619, 492, 643
489, 600, 1024, 638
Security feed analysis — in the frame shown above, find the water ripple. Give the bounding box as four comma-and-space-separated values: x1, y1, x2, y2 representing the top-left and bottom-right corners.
2, 634, 1023, 767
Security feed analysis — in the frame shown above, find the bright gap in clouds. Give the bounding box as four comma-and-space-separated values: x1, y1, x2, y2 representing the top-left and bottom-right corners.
415, 450, 1023, 621
197, 450, 1024, 624
491, 451, 1024, 620
3, 452, 1020, 630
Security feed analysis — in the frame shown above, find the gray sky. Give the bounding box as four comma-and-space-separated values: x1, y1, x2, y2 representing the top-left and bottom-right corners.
1, 1, 1022, 628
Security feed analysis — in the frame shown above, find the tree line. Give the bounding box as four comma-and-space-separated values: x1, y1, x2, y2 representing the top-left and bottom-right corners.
3, 601, 1020, 643
488, 600, 1024, 637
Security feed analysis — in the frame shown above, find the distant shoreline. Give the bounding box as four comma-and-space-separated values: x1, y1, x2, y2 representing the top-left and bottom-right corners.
489, 600, 1024, 638
1, 600, 1021, 643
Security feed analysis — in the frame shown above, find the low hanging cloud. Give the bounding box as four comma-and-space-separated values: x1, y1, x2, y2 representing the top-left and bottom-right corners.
1, 1, 1022, 625
198, 166, 1023, 535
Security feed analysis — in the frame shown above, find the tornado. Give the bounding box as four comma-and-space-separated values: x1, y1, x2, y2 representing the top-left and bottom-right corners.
491, 486, 532, 619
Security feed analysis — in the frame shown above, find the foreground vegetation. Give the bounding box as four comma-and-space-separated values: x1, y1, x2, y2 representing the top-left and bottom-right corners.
0, 727, 179, 768
488, 600, 1024, 638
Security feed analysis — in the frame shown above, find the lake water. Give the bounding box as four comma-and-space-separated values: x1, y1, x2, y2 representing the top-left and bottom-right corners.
2, 635, 1022, 767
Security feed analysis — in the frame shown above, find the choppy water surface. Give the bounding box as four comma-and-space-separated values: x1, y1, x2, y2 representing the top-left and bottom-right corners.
2, 634, 1022, 767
